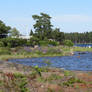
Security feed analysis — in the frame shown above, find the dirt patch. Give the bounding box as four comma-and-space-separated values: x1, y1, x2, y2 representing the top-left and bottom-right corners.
0, 61, 92, 92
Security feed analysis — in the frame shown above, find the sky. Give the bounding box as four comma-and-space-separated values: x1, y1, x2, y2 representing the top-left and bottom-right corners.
0, 0, 92, 35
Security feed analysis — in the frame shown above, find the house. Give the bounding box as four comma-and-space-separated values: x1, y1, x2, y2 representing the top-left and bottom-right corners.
11, 35, 32, 40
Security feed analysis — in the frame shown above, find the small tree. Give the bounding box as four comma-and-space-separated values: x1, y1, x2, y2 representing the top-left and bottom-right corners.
32, 13, 53, 40
30, 36, 39, 46
30, 29, 33, 36
9, 28, 20, 37
0, 20, 11, 38
64, 40, 74, 47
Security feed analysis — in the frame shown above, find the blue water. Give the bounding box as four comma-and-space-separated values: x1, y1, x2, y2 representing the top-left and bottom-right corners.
8, 52, 92, 71
75, 44, 92, 47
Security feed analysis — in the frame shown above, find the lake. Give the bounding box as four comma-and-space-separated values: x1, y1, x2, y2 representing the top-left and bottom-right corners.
8, 52, 92, 71
75, 44, 92, 47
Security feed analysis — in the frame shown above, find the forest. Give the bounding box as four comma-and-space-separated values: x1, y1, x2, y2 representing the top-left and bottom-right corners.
0, 13, 92, 46
65, 32, 92, 43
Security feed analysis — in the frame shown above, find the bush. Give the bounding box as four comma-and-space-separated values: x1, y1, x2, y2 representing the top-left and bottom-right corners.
39, 41, 49, 46
39, 40, 59, 46
63, 40, 74, 47
0, 38, 27, 47
30, 37, 39, 46
48, 41, 59, 46
0, 41, 4, 47
0, 47, 11, 55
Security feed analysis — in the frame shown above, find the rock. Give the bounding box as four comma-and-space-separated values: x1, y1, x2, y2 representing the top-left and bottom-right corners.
78, 52, 86, 54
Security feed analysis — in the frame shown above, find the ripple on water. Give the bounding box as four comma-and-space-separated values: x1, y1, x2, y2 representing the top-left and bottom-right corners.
8, 52, 92, 71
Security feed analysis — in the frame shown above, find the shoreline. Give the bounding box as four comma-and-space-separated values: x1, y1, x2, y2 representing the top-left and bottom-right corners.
1, 57, 92, 92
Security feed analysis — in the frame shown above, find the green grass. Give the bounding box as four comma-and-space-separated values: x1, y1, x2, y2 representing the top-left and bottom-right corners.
63, 77, 86, 87
45, 74, 62, 82
0, 46, 92, 60
73, 47, 92, 52
64, 70, 72, 76
0, 72, 30, 92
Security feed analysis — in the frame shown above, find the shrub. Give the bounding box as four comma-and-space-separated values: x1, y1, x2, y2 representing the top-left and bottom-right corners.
64, 70, 71, 76
30, 37, 39, 46
0, 47, 11, 55
0, 38, 27, 47
48, 41, 59, 46
39, 41, 49, 46
39, 40, 59, 46
46, 74, 62, 82
1, 72, 29, 92
63, 40, 74, 47
63, 77, 85, 86
0, 41, 4, 47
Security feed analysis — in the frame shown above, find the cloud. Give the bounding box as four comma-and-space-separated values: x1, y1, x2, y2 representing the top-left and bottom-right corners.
52, 14, 92, 23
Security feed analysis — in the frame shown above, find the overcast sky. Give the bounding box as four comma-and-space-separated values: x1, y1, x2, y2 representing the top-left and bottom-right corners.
0, 0, 92, 35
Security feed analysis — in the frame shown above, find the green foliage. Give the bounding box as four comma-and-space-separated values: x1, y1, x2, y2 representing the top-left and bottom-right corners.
9, 27, 20, 37
32, 13, 52, 40
30, 29, 33, 36
31, 13, 65, 43
39, 41, 49, 46
48, 41, 59, 46
64, 40, 74, 47
30, 36, 39, 46
0, 41, 4, 47
14, 73, 25, 78
64, 70, 72, 76
63, 77, 85, 86
65, 32, 92, 43
47, 48, 62, 55
0, 20, 11, 38
36, 77, 45, 83
1, 72, 29, 92
0, 47, 11, 55
52, 28, 65, 43
0, 38, 27, 47
34, 65, 42, 77
39, 40, 59, 46
46, 74, 62, 82
30, 71, 37, 79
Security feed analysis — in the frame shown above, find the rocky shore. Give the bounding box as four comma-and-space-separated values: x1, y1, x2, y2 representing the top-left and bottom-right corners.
0, 61, 92, 92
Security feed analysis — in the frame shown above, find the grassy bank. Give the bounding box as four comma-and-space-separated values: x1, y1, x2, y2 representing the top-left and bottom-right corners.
0, 46, 92, 60
0, 46, 71, 60
0, 46, 92, 92
73, 46, 92, 52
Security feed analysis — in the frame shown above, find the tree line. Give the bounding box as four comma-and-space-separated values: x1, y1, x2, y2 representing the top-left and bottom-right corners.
0, 12, 92, 46
65, 32, 92, 43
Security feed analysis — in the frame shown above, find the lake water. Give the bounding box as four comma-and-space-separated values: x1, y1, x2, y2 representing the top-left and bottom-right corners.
8, 52, 92, 71
75, 44, 92, 47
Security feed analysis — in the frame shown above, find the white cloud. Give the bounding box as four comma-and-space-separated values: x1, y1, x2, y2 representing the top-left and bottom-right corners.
52, 14, 92, 23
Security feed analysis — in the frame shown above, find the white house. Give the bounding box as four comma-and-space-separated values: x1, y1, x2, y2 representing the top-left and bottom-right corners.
11, 35, 32, 39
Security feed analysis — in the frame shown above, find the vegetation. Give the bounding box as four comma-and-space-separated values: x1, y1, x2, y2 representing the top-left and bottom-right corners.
0, 72, 29, 92
9, 27, 20, 37
30, 13, 65, 45
0, 20, 11, 38
0, 13, 92, 47
0, 63, 91, 92
63, 40, 74, 47
65, 32, 92, 43
0, 38, 27, 47
63, 77, 85, 87
0, 8, 92, 92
